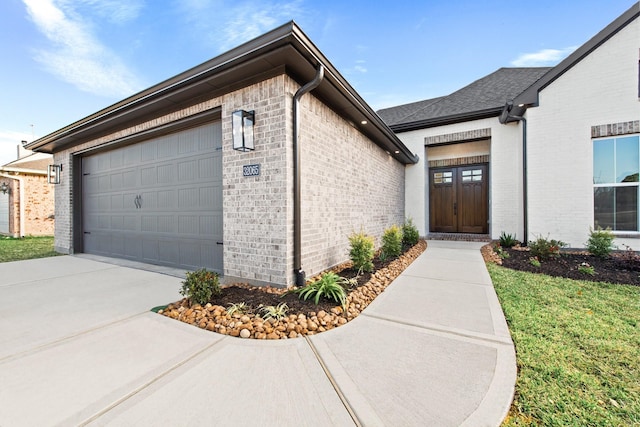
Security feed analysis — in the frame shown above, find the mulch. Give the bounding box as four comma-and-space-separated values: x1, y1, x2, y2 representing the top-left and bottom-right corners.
495, 246, 640, 286
208, 242, 422, 316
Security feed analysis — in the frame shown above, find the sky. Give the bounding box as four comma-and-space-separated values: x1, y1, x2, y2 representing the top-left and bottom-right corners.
0, 0, 636, 165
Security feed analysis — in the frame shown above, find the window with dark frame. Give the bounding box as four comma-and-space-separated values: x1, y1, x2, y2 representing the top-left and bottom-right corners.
593, 135, 640, 231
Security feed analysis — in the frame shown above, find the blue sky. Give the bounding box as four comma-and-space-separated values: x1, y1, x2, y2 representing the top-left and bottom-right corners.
0, 0, 635, 165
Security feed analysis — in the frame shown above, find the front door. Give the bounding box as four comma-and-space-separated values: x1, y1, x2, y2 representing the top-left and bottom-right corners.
430, 164, 488, 234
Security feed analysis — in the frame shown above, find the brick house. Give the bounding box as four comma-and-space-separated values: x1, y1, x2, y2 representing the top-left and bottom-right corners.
0, 150, 55, 237
27, 4, 639, 285
379, 2, 640, 249
25, 22, 418, 287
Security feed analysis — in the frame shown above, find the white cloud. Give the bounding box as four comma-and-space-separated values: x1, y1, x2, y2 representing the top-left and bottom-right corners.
179, 0, 305, 52
510, 47, 577, 67
22, 0, 144, 97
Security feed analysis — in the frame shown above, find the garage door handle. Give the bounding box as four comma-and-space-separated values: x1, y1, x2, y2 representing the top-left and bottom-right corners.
134, 195, 142, 209
216, 242, 223, 245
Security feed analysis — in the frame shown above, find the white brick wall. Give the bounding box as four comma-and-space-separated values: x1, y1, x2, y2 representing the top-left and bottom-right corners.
526, 17, 640, 248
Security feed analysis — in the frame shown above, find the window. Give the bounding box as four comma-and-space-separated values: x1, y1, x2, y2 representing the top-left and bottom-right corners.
593, 135, 640, 231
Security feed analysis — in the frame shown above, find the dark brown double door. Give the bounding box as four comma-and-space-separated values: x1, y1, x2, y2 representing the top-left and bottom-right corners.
430, 164, 488, 234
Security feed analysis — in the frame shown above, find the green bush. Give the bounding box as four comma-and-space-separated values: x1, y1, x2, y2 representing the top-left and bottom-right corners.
180, 268, 221, 305
402, 218, 420, 246
528, 235, 567, 260
498, 231, 518, 248
586, 227, 615, 258
348, 231, 375, 274
292, 272, 347, 309
381, 224, 403, 259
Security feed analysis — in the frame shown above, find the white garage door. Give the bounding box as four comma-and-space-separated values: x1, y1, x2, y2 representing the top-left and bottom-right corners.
82, 121, 223, 273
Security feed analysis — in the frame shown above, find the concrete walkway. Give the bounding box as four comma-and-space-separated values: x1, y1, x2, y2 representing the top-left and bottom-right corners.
0, 241, 515, 426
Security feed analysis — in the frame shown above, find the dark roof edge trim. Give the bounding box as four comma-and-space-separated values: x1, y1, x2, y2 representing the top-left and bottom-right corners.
26, 21, 418, 165
514, 2, 640, 108
389, 108, 503, 133
25, 23, 297, 152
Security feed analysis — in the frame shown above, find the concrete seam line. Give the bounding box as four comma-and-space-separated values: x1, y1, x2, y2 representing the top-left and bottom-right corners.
360, 312, 513, 346
78, 338, 226, 426
0, 311, 144, 364
304, 336, 362, 427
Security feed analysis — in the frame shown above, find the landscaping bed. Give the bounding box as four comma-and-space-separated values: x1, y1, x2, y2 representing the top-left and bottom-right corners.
159, 240, 426, 339
482, 244, 640, 286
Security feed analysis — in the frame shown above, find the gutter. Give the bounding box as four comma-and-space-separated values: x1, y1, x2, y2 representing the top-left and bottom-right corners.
499, 101, 528, 244
292, 64, 325, 286
0, 173, 25, 238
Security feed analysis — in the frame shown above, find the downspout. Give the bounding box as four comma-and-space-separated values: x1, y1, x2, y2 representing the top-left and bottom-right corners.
292, 64, 325, 286
504, 113, 529, 245
0, 173, 26, 238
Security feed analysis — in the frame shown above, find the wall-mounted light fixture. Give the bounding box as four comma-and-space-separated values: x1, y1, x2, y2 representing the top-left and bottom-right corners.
48, 164, 62, 184
232, 110, 255, 152
0, 182, 9, 195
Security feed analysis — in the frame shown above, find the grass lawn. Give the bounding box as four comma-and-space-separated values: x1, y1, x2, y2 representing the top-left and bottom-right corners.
488, 264, 640, 426
0, 236, 60, 262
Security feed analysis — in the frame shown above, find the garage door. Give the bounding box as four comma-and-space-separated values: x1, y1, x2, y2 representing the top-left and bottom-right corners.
82, 121, 223, 273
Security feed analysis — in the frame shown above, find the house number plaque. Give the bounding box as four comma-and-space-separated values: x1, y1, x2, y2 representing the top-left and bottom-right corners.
243, 164, 261, 177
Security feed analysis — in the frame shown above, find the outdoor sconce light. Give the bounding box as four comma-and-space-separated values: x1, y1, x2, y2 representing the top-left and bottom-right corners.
0, 182, 9, 195
47, 164, 62, 184
232, 109, 255, 152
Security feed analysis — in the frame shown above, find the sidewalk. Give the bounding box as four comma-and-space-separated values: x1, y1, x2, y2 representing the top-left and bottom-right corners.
0, 241, 515, 426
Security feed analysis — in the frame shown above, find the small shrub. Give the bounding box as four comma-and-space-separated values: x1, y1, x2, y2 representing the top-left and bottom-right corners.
577, 262, 595, 276
499, 231, 518, 248
227, 302, 250, 316
528, 235, 567, 260
292, 272, 347, 309
381, 224, 403, 260
529, 257, 541, 267
259, 303, 289, 321
586, 227, 615, 258
494, 244, 510, 259
348, 231, 375, 274
402, 218, 420, 246
180, 268, 221, 305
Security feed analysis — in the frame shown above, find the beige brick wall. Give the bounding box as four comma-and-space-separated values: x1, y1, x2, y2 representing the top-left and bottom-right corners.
297, 77, 406, 279
23, 174, 54, 235
221, 76, 292, 285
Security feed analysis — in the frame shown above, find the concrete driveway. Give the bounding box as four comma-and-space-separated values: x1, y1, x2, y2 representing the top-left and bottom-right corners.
0, 244, 515, 426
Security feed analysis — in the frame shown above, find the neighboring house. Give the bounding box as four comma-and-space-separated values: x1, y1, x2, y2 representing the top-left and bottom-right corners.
25, 22, 418, 287
0, 148, 55, 237
379, 2, 640, 250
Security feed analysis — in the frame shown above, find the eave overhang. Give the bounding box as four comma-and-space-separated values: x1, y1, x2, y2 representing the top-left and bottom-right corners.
26, 22, 418, 165
511, 2, 639, 113
388, 107, 503, 133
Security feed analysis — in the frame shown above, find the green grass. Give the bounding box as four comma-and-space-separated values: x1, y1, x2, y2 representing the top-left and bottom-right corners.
0, 236, 60, 262
488, 264, 640, 426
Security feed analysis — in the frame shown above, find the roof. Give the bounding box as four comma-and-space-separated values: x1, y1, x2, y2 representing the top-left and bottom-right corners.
26, 22, 418, 165
378, 67, 551, 132
504, 2, 640, 121
1, 152, 52, 175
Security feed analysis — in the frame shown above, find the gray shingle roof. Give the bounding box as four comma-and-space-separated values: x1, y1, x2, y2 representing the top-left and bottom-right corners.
378, 67, 552, 128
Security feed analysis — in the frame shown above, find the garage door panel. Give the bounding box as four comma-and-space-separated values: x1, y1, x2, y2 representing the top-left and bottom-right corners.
82, 121, 223, 273
178, 160, 198, 181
